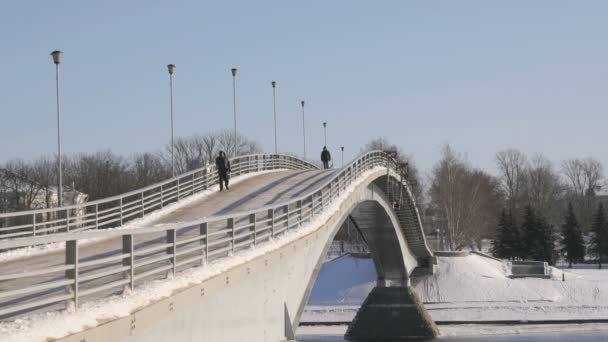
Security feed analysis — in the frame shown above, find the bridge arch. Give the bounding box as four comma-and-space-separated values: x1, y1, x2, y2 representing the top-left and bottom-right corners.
291, 170, 434, 337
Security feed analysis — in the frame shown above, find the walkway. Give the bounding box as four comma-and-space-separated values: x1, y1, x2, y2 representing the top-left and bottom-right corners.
0, 168, 337, 320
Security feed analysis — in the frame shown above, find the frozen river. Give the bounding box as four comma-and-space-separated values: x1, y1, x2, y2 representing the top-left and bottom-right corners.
298, 329, 608, 341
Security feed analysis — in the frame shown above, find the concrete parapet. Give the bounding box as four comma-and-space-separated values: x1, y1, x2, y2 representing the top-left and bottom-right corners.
345, 286, 439, 340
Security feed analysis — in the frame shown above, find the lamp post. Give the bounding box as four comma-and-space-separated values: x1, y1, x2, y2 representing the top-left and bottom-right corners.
301, 100, 306, 159
167, 64, 176, 177
50, 50, 63, 207
323, 122, 327, 147
231, 68, 238, 158
341, 146, 344, 167
272, 81, 277, 153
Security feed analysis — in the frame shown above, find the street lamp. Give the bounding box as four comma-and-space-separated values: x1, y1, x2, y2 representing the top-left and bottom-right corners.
272, 81, 277, 153
301, 100, 306, 159
167, 64, 176, 177
50, 50, 63, 207
341, 146, 344, 168
231, 67, 238, 158
323, 122, 327, 147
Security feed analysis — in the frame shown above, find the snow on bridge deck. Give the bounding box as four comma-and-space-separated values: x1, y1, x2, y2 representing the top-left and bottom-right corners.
0, 168, 337, 320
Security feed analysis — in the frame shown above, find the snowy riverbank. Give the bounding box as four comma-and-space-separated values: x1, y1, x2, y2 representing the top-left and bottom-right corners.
302, 253, 608, 324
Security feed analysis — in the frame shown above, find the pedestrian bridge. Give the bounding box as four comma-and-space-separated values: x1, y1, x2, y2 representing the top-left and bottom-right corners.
0, 152, 435, 341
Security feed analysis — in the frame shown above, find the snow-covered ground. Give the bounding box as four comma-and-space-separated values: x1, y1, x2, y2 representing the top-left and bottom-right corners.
0, 167, 386, 342
0, 170, 283, 263
417, 255, 608, 321
301, 253, 608, 335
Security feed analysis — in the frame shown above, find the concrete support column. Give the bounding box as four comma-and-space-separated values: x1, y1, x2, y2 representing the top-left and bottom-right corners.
345, 286, 439, 340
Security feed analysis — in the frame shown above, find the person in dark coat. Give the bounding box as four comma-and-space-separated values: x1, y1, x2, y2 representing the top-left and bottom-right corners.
215, 151, 231, 191
321, 146, 331, 169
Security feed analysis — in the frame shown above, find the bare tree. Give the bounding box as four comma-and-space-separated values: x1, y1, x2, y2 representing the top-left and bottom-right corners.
162, 130, 263, 174
496, 149, 528, 211
525, 154, 564, 223
562, 158, 605, 231
131, 153, 171, 188
430, 145, 501, 250
0, 160, 45, 211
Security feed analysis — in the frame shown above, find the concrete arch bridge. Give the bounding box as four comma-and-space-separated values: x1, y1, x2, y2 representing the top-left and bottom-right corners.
0, 152, 436, 341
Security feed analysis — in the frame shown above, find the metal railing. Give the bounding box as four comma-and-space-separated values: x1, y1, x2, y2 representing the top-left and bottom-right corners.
0, 154, 318, 240
0, 151, 419, 321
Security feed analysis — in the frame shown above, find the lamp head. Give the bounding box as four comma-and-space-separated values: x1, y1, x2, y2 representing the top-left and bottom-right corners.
50, 50, 62, 65
231, 68, 238, 77
301, 100, 305, 107
341, 146, 344, 151
323, 122, 326, 127
167, 64, 176, 75
271, 81, 276, 88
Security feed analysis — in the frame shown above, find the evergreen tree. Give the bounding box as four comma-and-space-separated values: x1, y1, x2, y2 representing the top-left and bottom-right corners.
493, 208, 519, 259
521, 206, 546, 261
590, 203, 608, 269
540, 215, 556, 265
493, 209, 508, 258
560, 202, 586, 268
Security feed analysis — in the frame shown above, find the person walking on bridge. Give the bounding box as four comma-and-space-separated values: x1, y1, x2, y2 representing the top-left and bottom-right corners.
216, 151, 231, 191
321, 146, 331, 169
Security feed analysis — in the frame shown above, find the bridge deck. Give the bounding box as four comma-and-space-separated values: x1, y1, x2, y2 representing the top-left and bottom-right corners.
0, 169, 337, 320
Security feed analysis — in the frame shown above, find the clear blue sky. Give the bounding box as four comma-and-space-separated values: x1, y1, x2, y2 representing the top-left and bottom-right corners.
1, 1, 607, 174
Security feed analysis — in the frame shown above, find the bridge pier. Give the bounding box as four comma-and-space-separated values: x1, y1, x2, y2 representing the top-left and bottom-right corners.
345, 285, 439, 340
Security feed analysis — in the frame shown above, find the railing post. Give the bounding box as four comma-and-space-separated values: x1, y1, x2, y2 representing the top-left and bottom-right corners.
337, 175, 341, 197
65, 240, 79, 310
203, 169, 208, 190
141, 192, 145, 218
32, 213, 36, 236
192, 173, 196, 195
297, 200, 302, 226
321, 188, 325, 210
122, 234, 135, 290
166, 229, 177, 277
228, 218, 235, 254
95, 203, 99, 229
311, 195, 315, 219
250, 213, 256, 246
200, 222, 208, 265
120, 198, 124, 226
284, 204, 290, 231
269, 209, 275, 238
177, 178, 181, 200
66, 208, 70, 232
160, 185, 164, 209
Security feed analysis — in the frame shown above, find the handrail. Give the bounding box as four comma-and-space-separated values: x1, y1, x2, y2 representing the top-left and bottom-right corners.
0, 151, 429, 322
0, 154, 318, 240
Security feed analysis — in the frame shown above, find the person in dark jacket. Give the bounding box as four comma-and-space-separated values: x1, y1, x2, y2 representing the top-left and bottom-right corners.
215, 151, 231, 191
321, 146, 331, 169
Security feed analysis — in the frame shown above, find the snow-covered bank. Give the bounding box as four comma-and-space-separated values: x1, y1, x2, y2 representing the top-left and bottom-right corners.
417, 254, 608, 321
0, 170, 283, 263
0, 167, 385, 342
302, 253, 608, 324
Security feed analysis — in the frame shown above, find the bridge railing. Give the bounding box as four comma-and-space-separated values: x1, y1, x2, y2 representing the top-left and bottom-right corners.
0, 151, 406, 321
0, 154, 318, 240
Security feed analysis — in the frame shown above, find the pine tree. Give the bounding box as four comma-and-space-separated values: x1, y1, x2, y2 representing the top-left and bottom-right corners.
493, 209, 508, 258
521, 206, 546, 261
493, 208, 519, 259
590, 203, 608, 269
540, 216, 556, 265
561, 202, 586, 268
